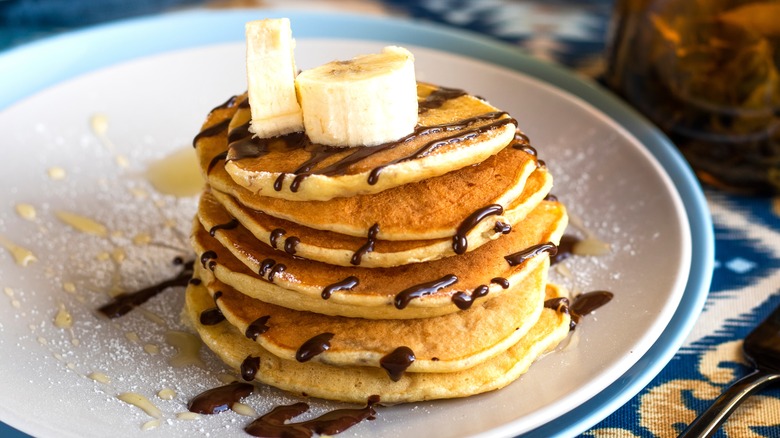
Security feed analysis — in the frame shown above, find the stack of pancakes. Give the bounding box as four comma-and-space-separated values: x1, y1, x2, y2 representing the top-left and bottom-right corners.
186, 83, 572, 403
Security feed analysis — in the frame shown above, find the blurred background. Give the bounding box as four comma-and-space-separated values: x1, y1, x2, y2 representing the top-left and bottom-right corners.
0, 0, 613, 76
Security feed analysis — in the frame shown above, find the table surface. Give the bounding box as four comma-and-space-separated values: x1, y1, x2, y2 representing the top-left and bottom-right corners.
1, 0, 779, 437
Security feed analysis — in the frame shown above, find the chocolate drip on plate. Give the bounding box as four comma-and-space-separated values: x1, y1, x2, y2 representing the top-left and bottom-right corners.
570, 291, 614, 328
241, 355, 261, 381
245, 315, 271, 341
245, 396, 379, 438
209, 218, 239, 236
544, 297, 570, 314
550, 235, 580, 265
296, 333, 335, 362
394, 274, 458, 309
187, 382, 254, 415
544, 291, 614, 330
379, 346, 415, 382
97, 259, 193, 318
452, 204, 504, 255
504, 242, 557, 267
321, 276, 359, 300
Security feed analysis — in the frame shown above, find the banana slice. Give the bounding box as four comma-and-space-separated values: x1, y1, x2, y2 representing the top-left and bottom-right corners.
245, 18, 304, 138
295, 46, 418, 147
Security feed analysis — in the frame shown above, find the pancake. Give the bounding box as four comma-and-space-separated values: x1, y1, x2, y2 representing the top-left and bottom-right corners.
202, 168, 552, 267
197, 103, 538, 240
192, 200, 568, 319
196, 255, 547, 373
184, 276, 571, 403
210, 84, 518, 201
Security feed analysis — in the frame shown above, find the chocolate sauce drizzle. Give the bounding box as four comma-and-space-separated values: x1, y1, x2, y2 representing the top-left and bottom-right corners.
418, 86, 467, 113
245, 315, 271, 341
189, 278, 202, 285
209, 218, 239, 237
394, 274, 459, 309
199, 291, 225, 325
296, 333, 335, 362
284, 236, 301, 255
273, 173, 287, 191
241, 355, 261, 381
504, 242, 558, 267
269, 228, 286, 249
259, 258, 286, 283
491, 277, 510, 289
366, 116, 515, 185
321, 276, 360, 300
244, 396, 379, 438
379, 346, 415, 382
187, 381, 254, 415
199, 307, 225, 325
227, 130, 307, 163
200, 251, 218, 270
453, 204, 504, 255
226, 110, 514, 190
451, 284, 489, 310
193, 119, 230, 148
494, 221, 512, 234
207, 151, 228, 174
351, 224, 379, 266
97, 259, 193, 319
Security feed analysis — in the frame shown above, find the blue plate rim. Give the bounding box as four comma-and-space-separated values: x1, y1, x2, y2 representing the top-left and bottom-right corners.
0, 8, 714, 438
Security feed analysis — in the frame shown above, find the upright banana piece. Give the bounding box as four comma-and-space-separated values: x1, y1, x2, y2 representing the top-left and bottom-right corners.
295, 46, 418, 147
245, 18, 304, 138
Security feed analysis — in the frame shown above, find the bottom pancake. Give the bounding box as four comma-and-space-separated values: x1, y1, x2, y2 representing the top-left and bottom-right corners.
184, 279, 571, 404
194, 256, 548, 373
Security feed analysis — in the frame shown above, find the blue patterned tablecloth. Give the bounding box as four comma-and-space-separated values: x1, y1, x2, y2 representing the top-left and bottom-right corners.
1, 0, 778, 437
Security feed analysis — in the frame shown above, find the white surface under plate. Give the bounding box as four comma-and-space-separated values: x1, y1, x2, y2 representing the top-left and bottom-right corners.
0, 17, 703, 438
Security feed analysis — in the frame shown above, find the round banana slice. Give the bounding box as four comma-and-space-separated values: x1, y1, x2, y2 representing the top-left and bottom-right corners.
296, 46, 418, 147
216, 83, 517, 201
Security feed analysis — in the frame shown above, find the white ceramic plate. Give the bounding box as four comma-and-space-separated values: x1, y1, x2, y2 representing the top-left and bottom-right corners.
0, 10, 712, 438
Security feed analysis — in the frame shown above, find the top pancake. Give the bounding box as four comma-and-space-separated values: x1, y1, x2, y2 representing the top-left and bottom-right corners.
194, 83, 517, 202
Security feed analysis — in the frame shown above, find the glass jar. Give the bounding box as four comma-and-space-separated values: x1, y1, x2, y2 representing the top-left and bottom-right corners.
605, 0, 780, 194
